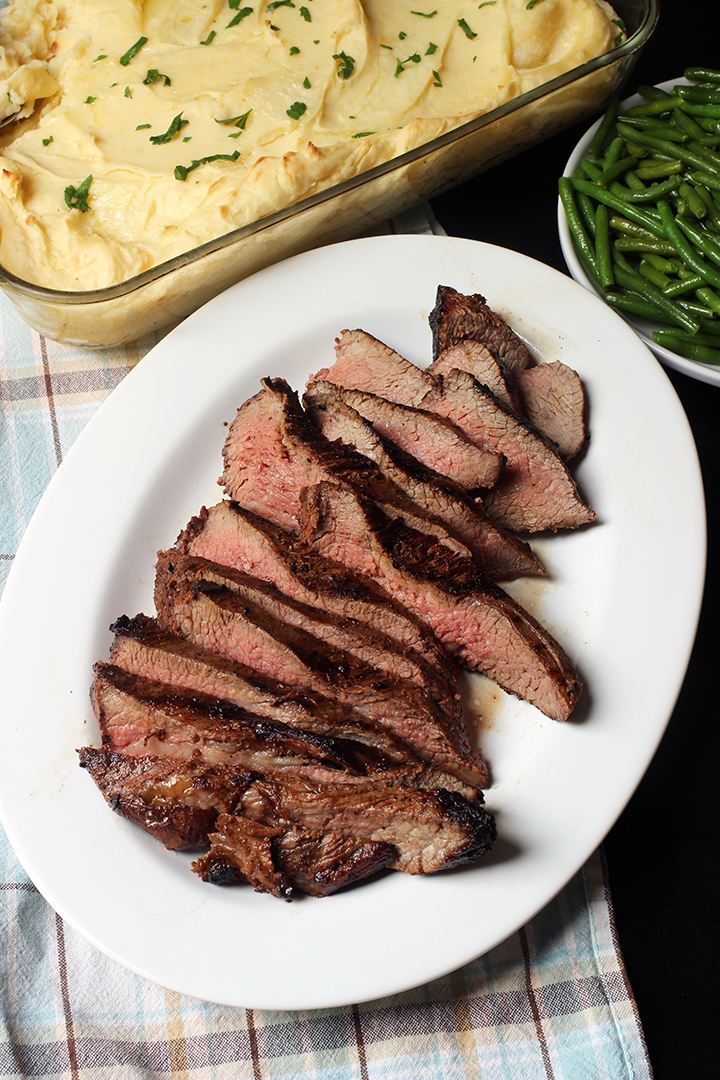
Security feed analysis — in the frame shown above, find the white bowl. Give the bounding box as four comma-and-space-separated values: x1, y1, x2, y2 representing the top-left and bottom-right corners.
558, 77, 720, 387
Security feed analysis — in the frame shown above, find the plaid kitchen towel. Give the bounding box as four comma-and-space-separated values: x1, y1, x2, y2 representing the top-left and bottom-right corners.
0, 214, 652, 1079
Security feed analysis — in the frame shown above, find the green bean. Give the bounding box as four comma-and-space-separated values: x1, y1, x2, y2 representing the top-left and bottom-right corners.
639, 260, 671, 289
644, 252, 680, 274
623, 139, 650, 158
620, 176, 683, 202
657, 199, 720, 288
587, 97, 619, 158
643, 126, 688, 143
671, 109, 706, 140
663, 274, 704, 296
675, 85, 720, 104
612, 260, 700, 332
558, 178, 598, 275
686, 139, 720, 170
609, 214, 658, 236
638, 84, 676, 100
695, 285, 720, 316
576, 190, 597, 236
624, 96, 685, 117
684, 67, 720, 84
674, 214, 720, 268
595, 204, 614, 288
655, 328, 720, 345
677, 298, 715, 318
596, 154, 638, 186
634, 159, 683, 179
678, 181, 708, 219
614, 238, 678, 255
604, 291, 664, 319
652, 330, 720, 363
570, 177, 668, 234
689, 169, 720, 192
680, 101, 720, 118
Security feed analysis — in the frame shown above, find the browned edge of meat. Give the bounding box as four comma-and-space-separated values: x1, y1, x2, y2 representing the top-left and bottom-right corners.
428, 341, 519, 412
304, 382, 543, 580
175, 500, 461, 694
429, 285, 532, 379
153, 549, 461, 721
299, 482, 583, 723
109, 613, 418, 765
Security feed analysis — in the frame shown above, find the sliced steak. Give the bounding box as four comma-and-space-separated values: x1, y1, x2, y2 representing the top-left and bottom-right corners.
515, 361, 587, 460
92, 663, 375, 777
428, 341, 519, 412
312, 329, 432, 407
109, 613, 413, 762
305, 383, 543, 580
154, 575, 489, 788
220, 376, 469, 554
429, 285, 533, 379
310, 330, 594, 532
77, 747, 253, 851
306, 375, 502, 492
176, 500, 459, 690
420, 370, 594, 532
299, 482, 582, 722
240, 770, 497, 875
193, 816, 293, 897
154, 550, 459, 717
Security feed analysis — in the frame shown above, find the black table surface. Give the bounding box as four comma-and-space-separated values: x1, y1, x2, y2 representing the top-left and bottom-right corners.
430, 3, 718, 1076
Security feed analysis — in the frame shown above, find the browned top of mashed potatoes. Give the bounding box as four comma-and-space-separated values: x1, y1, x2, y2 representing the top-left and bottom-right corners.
0, 0, 621, 291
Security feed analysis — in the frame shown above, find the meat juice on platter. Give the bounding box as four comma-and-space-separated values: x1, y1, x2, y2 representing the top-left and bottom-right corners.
79, 286, 594, 899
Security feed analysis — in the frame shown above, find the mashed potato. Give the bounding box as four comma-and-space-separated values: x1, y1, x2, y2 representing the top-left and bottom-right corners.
0, 0, 621, 291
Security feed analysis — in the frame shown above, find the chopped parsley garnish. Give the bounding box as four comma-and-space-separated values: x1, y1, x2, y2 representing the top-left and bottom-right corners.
144, 69, 172, 86
526, 0, 546, 7
174, 150, 241, 182
227, 6, 253, 27
478, 2, 497, 7
458, 18, 477, 39
215, 109, 252, 129
64, 175, 93, 212
286, 100, 307, 120
289, 46, 300, 55
182, 136, 192, 141
119, 37, 147, 66
149, 112, 190, 144
93, 54, 107, 62
380, 43, 393, 49
84, 96, 96, 104
270, 23, 280, 30
200, 31, 216, 45
135, 123, 152, 130
303, 76, 311, 88
432, 70, 442, 86
267, 0, 295, 8
425, 42, 437, 54
300, 6, 311, 20
398, 31, 407, 40
333, 51, 355, 79
42, 135, 53, 146
405, 52, 421, 63
352, 131, 375, 138
394, 59, 405, 77
611, 16, 626, 46
124, 86, 132, 97
411, 9, 437, 16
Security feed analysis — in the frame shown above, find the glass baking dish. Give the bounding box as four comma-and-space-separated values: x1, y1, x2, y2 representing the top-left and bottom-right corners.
0, 0, 656, 348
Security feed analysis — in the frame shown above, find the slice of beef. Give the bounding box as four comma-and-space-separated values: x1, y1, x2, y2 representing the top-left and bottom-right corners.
154, 575, 489, 788
154, 550, 458, 717
304, 383, 543, 580
77, 746, 253, 851
428, 341, 519, 412
92, 663, 376, 776
420, 370, 594, 532
309, 330, 594, 532
431, 344, 587, 461
193, 816, 395, 897
299, 482, 582, 722
306, 373, 502, 492
220, 376, 469, 555
429, 285, 533, 379
176, 500, 459, 690
515, 361, 587, 460
109, 613, 412, 762
312, 329, 432, 407
240, 770, 497, 875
